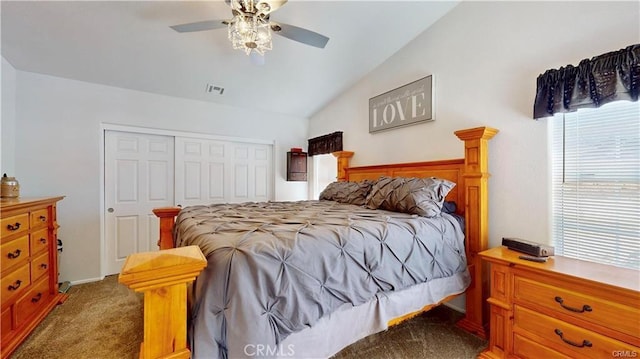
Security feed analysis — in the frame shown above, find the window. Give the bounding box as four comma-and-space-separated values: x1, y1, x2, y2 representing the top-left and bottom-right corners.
551, 100, 640, 270
312, 154, 337, 200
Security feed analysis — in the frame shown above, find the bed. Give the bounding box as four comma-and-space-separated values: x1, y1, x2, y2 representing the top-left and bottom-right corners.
119, 126, 498, 359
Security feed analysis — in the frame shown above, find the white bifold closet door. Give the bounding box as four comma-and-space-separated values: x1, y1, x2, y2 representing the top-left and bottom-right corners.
174, 137, 273, 207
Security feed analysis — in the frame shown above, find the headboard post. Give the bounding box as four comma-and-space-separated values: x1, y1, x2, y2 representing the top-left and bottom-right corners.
332, 151, 354, 182
454, 126, 498, 338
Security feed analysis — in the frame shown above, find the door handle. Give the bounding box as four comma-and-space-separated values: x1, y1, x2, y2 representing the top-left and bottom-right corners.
107, 208, 114, 213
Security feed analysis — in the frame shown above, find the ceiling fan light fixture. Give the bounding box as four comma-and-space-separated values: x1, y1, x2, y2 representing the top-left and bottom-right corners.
228, 12, 272, 56
172, 0, 329, 54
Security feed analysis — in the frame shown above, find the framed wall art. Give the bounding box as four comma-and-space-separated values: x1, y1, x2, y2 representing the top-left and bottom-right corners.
369, 75, 434, 133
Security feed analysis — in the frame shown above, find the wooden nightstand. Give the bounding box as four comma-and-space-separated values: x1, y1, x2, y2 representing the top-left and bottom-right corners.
479, 246, 640, 359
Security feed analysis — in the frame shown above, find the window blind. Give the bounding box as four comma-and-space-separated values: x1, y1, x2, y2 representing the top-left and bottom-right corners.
552, 100, 640, 270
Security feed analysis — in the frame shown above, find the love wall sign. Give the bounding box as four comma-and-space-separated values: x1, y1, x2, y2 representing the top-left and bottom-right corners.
369, 75, 434, 133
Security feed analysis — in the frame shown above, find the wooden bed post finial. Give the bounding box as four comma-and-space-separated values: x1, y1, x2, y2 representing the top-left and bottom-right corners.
153, 207, 182, 250
332, 151, 354, 182
454, 126, 498, 339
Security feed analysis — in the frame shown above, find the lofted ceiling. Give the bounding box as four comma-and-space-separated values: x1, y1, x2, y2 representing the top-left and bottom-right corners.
1, 1, 459, 118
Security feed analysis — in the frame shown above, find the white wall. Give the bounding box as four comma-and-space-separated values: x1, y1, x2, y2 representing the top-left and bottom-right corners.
13, 71, 309, 283
309, 1, 639, 250
1, 57, 17, 175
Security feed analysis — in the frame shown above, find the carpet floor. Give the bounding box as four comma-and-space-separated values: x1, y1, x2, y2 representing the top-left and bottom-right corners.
11, 275, 487, 359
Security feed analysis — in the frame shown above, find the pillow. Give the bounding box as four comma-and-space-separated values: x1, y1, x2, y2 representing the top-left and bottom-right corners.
319, 180, 373, 205
442, 201, 457, 214
365, 176, 455, 217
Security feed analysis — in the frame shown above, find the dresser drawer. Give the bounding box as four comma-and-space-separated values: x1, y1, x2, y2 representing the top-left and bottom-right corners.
1, 235, 30, 272
15, 276, 51, 327
30, 208, 50, 229
1, 213, 29, 239
31, 251, 50, 282
514, 333, 566, 359
30, 228, 50, 255
1, 264, 31, 306
515, 305, 639, 358
514, 275, 640, 338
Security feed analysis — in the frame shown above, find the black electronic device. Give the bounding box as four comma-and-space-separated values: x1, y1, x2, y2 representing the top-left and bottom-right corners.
502, 237, 555, 257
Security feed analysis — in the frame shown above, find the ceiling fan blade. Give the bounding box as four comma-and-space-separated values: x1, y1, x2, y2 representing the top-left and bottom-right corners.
170, 20, 228, 33
271, 22, 329, 49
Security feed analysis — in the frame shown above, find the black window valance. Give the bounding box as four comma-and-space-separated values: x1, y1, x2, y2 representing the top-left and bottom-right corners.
533, 44, 639, 119
307, 131, 343, 157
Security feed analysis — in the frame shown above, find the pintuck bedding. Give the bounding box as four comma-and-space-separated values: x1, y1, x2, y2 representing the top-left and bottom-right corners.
174, 199, 469, 359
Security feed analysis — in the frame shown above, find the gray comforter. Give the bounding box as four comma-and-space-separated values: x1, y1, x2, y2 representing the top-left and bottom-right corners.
174, 200, 467, 359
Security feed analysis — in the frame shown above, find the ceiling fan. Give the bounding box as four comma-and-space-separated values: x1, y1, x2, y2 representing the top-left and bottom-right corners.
170, 0, 330, 56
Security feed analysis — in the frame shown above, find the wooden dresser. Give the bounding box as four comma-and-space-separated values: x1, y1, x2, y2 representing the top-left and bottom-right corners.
479, 246, 640, 359
1, 196, 65, 358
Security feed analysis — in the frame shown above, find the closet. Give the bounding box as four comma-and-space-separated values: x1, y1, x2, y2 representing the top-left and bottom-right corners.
104, 130, 273, 275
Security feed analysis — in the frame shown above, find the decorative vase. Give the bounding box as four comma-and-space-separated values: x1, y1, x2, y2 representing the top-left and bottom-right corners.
1, 173, 20, 198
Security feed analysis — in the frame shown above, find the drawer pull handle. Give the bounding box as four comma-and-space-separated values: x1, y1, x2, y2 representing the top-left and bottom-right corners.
40, 237, 47, 244
7, 249, 22, 259
40, 263, 48, 269
31, 293, 43, 303
7, 222, 21, 231
554, 296, 593, 313
554, 329, 592, 348
8, 280, 22, 291
39, 215, 47, 222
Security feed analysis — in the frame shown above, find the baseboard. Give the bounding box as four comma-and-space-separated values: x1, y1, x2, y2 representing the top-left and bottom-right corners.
68, 276, 105, 286
443, 301, 465, 313
443, 294, 466, 313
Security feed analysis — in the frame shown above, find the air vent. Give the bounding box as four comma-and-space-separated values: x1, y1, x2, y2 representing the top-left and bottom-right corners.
206, 84, 224, 95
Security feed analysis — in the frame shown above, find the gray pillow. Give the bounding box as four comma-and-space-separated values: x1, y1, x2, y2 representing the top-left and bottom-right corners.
442, 201, 457, 214
319, 180, 373, 205
365, 176, 455, 217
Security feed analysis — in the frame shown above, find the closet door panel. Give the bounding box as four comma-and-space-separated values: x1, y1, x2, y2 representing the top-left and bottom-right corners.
175, 137, 273, 206
105, 131, 174, 275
